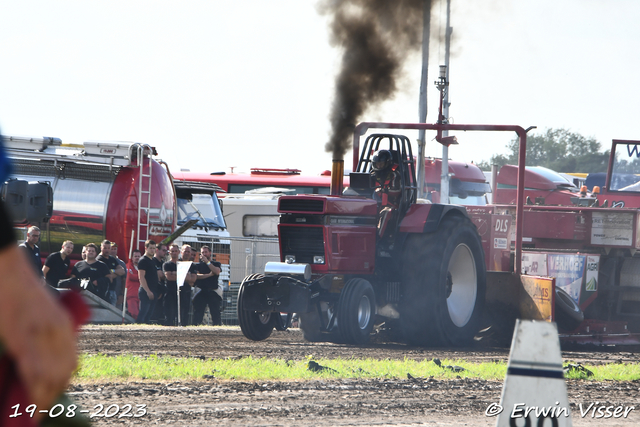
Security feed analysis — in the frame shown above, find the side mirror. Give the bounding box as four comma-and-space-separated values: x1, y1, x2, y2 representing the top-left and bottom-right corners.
0, 179, 53, 223
1, 179, 28, 222
28, 181, 53, 223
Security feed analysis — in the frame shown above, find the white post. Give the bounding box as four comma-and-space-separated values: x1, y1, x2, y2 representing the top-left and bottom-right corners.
440, 0, 453, 204
417, 0, 431, 199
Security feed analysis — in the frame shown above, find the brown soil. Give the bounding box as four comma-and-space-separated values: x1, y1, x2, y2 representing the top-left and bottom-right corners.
70, 326, 640, 426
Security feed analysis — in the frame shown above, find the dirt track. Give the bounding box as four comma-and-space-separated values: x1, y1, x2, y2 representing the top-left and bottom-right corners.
70, 325, 640, 426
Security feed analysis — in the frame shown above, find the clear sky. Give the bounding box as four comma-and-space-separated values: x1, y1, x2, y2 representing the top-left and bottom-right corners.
1, 1, 639, 175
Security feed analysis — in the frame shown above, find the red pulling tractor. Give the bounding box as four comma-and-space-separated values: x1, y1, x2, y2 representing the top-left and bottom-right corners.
237, 122, 533, 346
238, 123, 640, 346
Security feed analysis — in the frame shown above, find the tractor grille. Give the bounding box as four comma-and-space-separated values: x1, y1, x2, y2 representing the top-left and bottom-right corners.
279, 225, 325, 264
279, 198, 324, 213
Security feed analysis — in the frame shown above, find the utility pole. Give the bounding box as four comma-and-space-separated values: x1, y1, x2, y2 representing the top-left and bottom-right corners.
417, 0, 431, 199
440, 0, 452, 204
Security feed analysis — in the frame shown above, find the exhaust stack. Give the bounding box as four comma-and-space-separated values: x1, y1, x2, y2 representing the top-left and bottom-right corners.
330, 159, 344, 196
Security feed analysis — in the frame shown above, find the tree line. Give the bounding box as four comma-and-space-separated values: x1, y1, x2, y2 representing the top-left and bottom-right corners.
475, 128, 610, 173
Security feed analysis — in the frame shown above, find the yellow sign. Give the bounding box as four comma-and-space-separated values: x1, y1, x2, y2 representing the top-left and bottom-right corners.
520, 276, 554, 322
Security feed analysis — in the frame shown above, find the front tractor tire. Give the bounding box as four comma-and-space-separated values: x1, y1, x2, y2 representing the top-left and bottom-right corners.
237, 274, 275, 341
337, 278, 376, 344
400, 214, 486, 346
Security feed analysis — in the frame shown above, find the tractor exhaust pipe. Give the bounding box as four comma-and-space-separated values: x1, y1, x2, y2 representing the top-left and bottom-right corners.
330, 159, 344, 196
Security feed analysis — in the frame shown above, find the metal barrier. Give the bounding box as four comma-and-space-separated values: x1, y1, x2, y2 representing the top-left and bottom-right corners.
205, 236, 280, 325
121, 236, 279, 326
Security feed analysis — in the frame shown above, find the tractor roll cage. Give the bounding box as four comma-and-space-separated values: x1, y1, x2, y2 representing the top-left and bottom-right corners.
353, 122, 532, 275
356, 133, 418, 223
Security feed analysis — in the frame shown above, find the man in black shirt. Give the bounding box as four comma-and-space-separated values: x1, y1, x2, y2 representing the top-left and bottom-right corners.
193, 245, 222, 325
151, 243, 167, 323
178, 244, 198, 326
162, 244, 180, 326
96, 240, 125, 306
138, 239, 159, 324
42, 240, 74, 287
70, 243, 110, 298
110, 243, 127, 309
19, 226, 42, 278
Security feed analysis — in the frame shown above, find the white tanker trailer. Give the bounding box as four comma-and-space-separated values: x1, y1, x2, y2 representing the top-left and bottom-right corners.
5, 135, 176, 260
3, 135, 230, 322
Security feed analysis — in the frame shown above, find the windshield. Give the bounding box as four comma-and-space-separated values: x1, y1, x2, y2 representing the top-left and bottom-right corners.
447, 178, 490, 206
527, 166, 576, 188
177, 193, 226, 229
228, 184, 330, 195
450, 194, 487, 206
609, 142, 640, 191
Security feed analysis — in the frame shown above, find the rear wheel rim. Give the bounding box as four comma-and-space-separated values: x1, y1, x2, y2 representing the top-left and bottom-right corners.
446, 243, 477, 327
357, 295, 371, 329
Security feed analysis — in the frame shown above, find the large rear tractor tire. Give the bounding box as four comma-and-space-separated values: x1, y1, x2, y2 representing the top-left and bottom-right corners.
237, 274, 275, 341
400, 214, 486, 346
337, 278, 376, 344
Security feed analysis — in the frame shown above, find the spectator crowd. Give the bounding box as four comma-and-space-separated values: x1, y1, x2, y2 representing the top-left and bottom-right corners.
20, 225, 224, 326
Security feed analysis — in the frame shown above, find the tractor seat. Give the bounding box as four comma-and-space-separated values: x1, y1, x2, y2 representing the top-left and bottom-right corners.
344, 172, 374, 197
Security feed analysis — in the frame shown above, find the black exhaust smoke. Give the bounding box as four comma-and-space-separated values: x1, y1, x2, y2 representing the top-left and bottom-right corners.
320, 0, 429, 165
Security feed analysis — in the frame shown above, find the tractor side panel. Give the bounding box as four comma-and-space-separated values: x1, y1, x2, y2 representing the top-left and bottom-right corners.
398, 204, 436, 233
326, 224, 377, 274
398, 204, 468, 234
468, 211, 512, 272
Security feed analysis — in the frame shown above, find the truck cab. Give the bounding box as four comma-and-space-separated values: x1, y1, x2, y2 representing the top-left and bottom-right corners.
172, 181, 231, 291
423, 158, 491, 205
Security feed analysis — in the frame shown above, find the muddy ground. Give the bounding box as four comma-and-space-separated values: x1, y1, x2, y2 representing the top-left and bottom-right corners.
69, 326, 640, 426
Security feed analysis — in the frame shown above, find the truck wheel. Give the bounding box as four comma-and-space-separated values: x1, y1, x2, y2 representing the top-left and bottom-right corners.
237, 274, 274, 341
554, 286, 584, 332
401, 214, 486, 346
337, 278, 376, 344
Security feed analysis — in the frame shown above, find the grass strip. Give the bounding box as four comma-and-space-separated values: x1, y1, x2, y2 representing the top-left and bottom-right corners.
73, 354, 640, 382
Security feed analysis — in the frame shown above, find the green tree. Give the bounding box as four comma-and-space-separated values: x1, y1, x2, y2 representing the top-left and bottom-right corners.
476, 128, 609, 172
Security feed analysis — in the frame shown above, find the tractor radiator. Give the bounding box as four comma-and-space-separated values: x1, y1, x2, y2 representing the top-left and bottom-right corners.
279, 226, 324, 264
